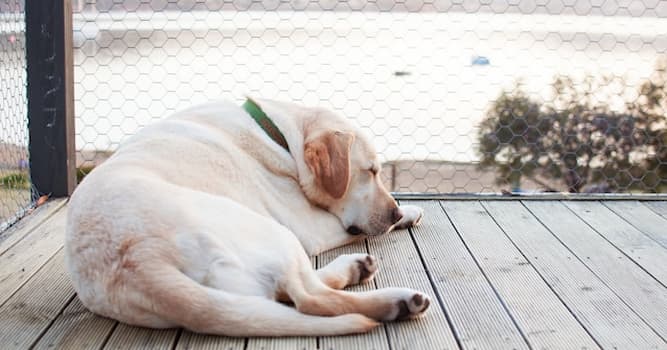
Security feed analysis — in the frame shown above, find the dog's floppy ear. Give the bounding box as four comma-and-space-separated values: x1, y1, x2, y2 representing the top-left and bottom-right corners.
304, 131, 354, 199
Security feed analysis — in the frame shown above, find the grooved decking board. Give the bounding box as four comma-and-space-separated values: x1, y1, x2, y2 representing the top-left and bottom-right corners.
246, 337, 314, 350
564, 201, 667, 285
643, 201, 667, 220
367, 211, 460, 350
0, 250, 75, 350
318, 240, 390, 350
4, 199, 667, 350
404, 200, 526, 349
442, 200, 599, 349
103, 324, 179, 350
523, 201, 667, 340
174, 332, 244, 350
33, 297, 116, 349
519, 201, 667, 347
0, 198, 67, 257
0, 205, 67, 306
603, 201, 667, 249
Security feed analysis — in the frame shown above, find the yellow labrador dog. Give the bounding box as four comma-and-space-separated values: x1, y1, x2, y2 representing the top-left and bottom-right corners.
66, 98, 428, 337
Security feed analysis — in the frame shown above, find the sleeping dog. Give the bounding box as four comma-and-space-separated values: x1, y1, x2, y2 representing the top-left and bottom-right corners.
66, 98, 429, 336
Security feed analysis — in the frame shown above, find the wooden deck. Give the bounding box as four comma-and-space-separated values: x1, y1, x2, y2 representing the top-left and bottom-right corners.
1, 199, 666, 349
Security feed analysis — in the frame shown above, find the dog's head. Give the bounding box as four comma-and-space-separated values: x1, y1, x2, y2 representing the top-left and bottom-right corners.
255, 98, 403, 236
303, 127, 403, 236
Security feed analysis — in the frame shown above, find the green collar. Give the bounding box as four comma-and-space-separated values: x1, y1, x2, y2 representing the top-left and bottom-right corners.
242, 98, 290, 152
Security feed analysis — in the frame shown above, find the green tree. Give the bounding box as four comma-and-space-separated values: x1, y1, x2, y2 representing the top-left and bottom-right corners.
634, 56, 667, 188
477, 87, 551, 191
478, 58, 667, 193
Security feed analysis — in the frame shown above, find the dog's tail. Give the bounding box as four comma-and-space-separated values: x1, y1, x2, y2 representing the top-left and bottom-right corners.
130, 265, 379, 337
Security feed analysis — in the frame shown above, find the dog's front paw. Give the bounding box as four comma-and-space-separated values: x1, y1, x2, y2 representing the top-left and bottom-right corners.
393, 205, 424, 230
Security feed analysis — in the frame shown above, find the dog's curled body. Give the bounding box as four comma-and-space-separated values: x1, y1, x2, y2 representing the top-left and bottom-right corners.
66, 99, 428, 336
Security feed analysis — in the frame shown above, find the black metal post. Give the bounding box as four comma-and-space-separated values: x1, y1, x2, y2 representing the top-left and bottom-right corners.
25, 0, 76, 197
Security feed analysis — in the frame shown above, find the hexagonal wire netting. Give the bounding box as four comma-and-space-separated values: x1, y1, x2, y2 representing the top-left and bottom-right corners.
73, 0, 667, 194
0, 0, 31, 229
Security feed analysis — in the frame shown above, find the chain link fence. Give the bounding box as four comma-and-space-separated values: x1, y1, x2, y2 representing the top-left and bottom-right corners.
1, 0, 31, 229
72, 0, 667, 194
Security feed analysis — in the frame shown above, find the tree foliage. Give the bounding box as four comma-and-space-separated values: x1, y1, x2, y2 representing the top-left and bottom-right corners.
478, 57, 667, 193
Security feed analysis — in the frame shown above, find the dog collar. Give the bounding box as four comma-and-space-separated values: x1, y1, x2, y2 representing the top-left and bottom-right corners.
243, 98, 290, 152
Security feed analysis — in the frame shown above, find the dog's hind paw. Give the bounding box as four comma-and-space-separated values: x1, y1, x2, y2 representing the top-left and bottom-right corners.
381, 289, 431, 321
354, 254, 378, 284
394, 292, 430, 320
318, 253, 379, 289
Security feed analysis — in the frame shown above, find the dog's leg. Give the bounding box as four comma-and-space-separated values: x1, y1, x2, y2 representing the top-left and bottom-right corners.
316, 253, 378, 289
281, 252, 430, 321
110, 263, 379, 336
295, 205, 424, 256
392, 205, 424, 230
301, 287, 431, 321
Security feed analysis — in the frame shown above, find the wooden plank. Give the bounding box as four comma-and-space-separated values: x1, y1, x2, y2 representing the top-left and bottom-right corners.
0, 198, 67, 257
0, 250, 76, 349
393, 193, 667, 201
103, 324, 179, 350
366, 206, 461, 350
643, 201, 667, 220
442, 200, 599, 349
246, 337, 314, 350
401, 200, 525, 349
564, 201, 667, 285
175, 332, 244, 350
0, 205, 67, 306
33, 297, 116, 349
603, 201, 667, 248
518, 201, 667, 347
318, 240, 390, 350
524, 202, 667, 339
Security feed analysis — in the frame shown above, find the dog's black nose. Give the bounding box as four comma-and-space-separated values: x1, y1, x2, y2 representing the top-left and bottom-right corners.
391, 207, 404, 224
346, 225, 363, 235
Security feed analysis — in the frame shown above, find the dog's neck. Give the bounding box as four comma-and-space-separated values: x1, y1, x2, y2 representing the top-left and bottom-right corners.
247, 98, 319, 196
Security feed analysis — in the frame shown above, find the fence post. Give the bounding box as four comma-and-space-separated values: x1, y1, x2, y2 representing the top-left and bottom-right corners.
25, 0, 76, 198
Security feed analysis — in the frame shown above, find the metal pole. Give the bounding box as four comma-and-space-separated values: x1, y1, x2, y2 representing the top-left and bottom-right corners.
25, 0, 76, 198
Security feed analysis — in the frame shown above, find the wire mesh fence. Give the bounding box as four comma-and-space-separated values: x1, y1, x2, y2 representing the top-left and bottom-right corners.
72, 0, 667, 194
0, 0, 31, 229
